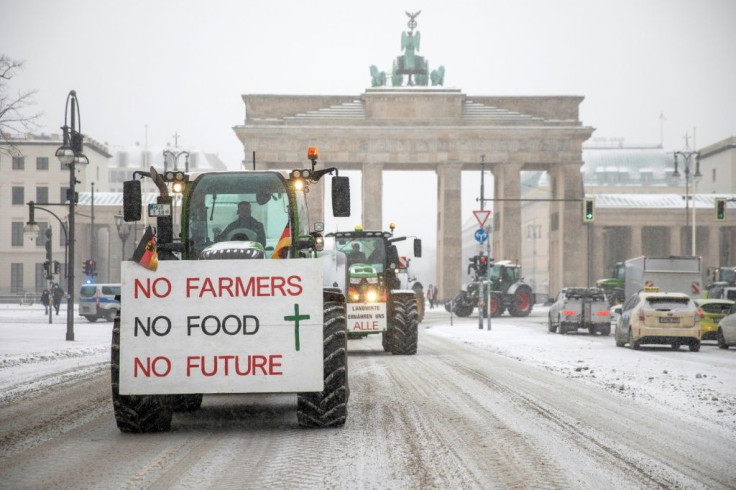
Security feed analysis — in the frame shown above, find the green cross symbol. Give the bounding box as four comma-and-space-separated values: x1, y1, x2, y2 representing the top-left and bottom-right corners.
284, 303, 310, 351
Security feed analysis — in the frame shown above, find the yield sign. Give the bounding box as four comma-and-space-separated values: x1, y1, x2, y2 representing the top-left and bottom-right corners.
473, 210, 491, 227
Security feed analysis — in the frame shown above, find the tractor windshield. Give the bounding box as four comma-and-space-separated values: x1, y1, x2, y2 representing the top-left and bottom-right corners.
185, 172, 290, 257
337, 237, 387, 271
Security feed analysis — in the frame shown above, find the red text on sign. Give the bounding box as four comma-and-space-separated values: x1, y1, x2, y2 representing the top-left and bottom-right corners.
134, 278, 172, 299
185, 275, 303, 298
186, 355, 283, 377
134, 356, 172, 377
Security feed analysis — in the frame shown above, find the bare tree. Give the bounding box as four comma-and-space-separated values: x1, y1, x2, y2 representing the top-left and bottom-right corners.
0, 55, 42, 155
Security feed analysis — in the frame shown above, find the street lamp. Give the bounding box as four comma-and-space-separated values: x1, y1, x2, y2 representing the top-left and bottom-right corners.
55, 90, 89, 341
673, 135, 701, 255
115, 212, 131, 261
24, 202, 70, 324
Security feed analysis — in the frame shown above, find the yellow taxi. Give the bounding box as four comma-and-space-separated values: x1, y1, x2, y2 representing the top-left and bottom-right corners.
614, 288, 701, 351
694, 298, 734, 341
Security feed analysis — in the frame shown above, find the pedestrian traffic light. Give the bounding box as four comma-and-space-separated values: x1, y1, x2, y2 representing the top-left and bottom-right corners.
716, 198, 727, 221
583, 197, 595, 223
43, 261, 51, 279
53, 260, 61, 275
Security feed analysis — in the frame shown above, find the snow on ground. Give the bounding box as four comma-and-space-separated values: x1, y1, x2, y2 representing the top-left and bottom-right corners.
1, 303, 735, 436
425, 305, 736, 434
0, 304, 110, 403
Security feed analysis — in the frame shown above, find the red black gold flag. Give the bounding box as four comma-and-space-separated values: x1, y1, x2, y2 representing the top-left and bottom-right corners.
131, 225, 158, 271
272, 224, 291, 259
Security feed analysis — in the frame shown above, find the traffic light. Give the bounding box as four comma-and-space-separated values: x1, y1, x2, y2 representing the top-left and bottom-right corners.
43, 261, 51, 279
583, 197, 595, 223
478, 255, 488, 277
83, 259, 95, 276
716, 198, 727, 221
90, 259, 97, 276
53, 260, 61, 275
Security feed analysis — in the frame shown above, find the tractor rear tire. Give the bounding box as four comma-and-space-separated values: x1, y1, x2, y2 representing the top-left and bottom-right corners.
111, 318, 172, 433
453, 292, 474, 317
508, 287, 533, 317
297, 300, 348, 428
389, 295, 419, 355
169, 394, 204, 412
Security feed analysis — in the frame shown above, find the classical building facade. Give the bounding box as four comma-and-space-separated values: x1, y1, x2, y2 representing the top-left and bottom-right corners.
234, 87, 594, 297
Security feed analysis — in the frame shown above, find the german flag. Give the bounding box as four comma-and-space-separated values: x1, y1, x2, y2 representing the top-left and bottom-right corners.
272, 224, 291, 259
132, 225, 159, 271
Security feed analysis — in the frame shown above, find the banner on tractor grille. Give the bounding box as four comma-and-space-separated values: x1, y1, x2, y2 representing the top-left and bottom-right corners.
346, 302, 387, 332
119, 259, 324, 394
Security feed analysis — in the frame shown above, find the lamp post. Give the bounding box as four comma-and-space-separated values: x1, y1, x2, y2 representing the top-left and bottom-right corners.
114, 212, 131, 262
673, 135, 701, 255
54, 90, 89, 341
24, 203, 69, 324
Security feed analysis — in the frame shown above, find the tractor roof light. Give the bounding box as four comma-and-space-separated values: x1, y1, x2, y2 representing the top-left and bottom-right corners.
307, 146, 318, 161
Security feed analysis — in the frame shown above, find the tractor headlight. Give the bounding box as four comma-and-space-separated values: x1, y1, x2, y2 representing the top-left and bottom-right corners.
366, 277, 378, 284
365, 289, 378, 302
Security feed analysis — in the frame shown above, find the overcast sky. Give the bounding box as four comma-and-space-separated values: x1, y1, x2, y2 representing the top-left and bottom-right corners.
2, 0, 735, 281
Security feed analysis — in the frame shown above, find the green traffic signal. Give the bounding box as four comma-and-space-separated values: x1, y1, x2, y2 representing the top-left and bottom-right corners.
716, 198, 726, 220
583, 198, 595, 222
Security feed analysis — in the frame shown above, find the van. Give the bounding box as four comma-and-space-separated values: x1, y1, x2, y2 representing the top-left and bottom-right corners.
79, 283, 121, 322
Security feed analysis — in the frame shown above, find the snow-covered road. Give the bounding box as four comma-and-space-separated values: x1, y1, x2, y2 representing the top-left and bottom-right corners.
1, 305, 735, 487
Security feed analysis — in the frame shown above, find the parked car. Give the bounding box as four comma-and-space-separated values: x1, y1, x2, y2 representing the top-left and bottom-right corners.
717, 302, 736, 349
548, 287, 610, 335
614, 288, 701, 351
694, 298, 733, 341
79, 283, 121, 322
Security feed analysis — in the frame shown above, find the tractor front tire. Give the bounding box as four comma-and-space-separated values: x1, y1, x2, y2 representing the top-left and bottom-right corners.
389, 295, 419, 355
297, 300, 348, 428
111, 318, 172, 433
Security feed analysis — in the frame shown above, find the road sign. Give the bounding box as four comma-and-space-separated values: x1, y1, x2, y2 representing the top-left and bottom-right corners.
473, 210, 491, 227
474, 228, 488, 243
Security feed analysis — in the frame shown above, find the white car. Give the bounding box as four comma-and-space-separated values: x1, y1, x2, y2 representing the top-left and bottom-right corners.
717, 302, 736, 349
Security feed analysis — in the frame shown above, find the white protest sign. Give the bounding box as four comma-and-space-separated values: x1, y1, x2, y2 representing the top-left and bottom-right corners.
119, 259, 324, 394
346, 302, 387, 333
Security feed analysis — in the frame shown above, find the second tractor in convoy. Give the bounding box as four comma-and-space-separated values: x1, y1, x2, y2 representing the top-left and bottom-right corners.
323, 226, 422, 355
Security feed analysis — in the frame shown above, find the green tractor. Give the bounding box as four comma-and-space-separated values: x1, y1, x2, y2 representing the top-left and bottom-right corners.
447, 258, 534, 317
113, 147, 352, 432
596, 261, 625, 305
323, 227, 422, 355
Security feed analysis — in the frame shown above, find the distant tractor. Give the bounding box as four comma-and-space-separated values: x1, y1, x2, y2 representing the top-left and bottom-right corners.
447, 257, 534, 317
596, 262, 625, 306
324, 227, 422, 355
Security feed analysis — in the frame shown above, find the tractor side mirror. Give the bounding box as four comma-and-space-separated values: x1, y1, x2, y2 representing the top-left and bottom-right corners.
413, 238, 422, 258
331, 176, 350, 217
123, 180, 142, 221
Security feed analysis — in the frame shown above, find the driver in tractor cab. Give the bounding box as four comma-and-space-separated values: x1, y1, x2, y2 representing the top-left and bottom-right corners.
215, 201, 266, 246
346, 242, 367, 265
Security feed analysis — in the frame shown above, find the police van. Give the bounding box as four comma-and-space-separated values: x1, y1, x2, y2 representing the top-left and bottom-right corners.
79, 283, 121, 322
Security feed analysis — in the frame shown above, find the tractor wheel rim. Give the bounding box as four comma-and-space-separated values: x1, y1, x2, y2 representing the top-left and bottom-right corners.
517, 292, 531, 310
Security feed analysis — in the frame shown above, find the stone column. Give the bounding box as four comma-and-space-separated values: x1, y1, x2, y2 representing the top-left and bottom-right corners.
669, 226, 681, 255
361, 162, 383, 230
547, 163, 586, 294
436, 162, 463, 299
491, 162, 522, 263
629, 226, 642, 257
